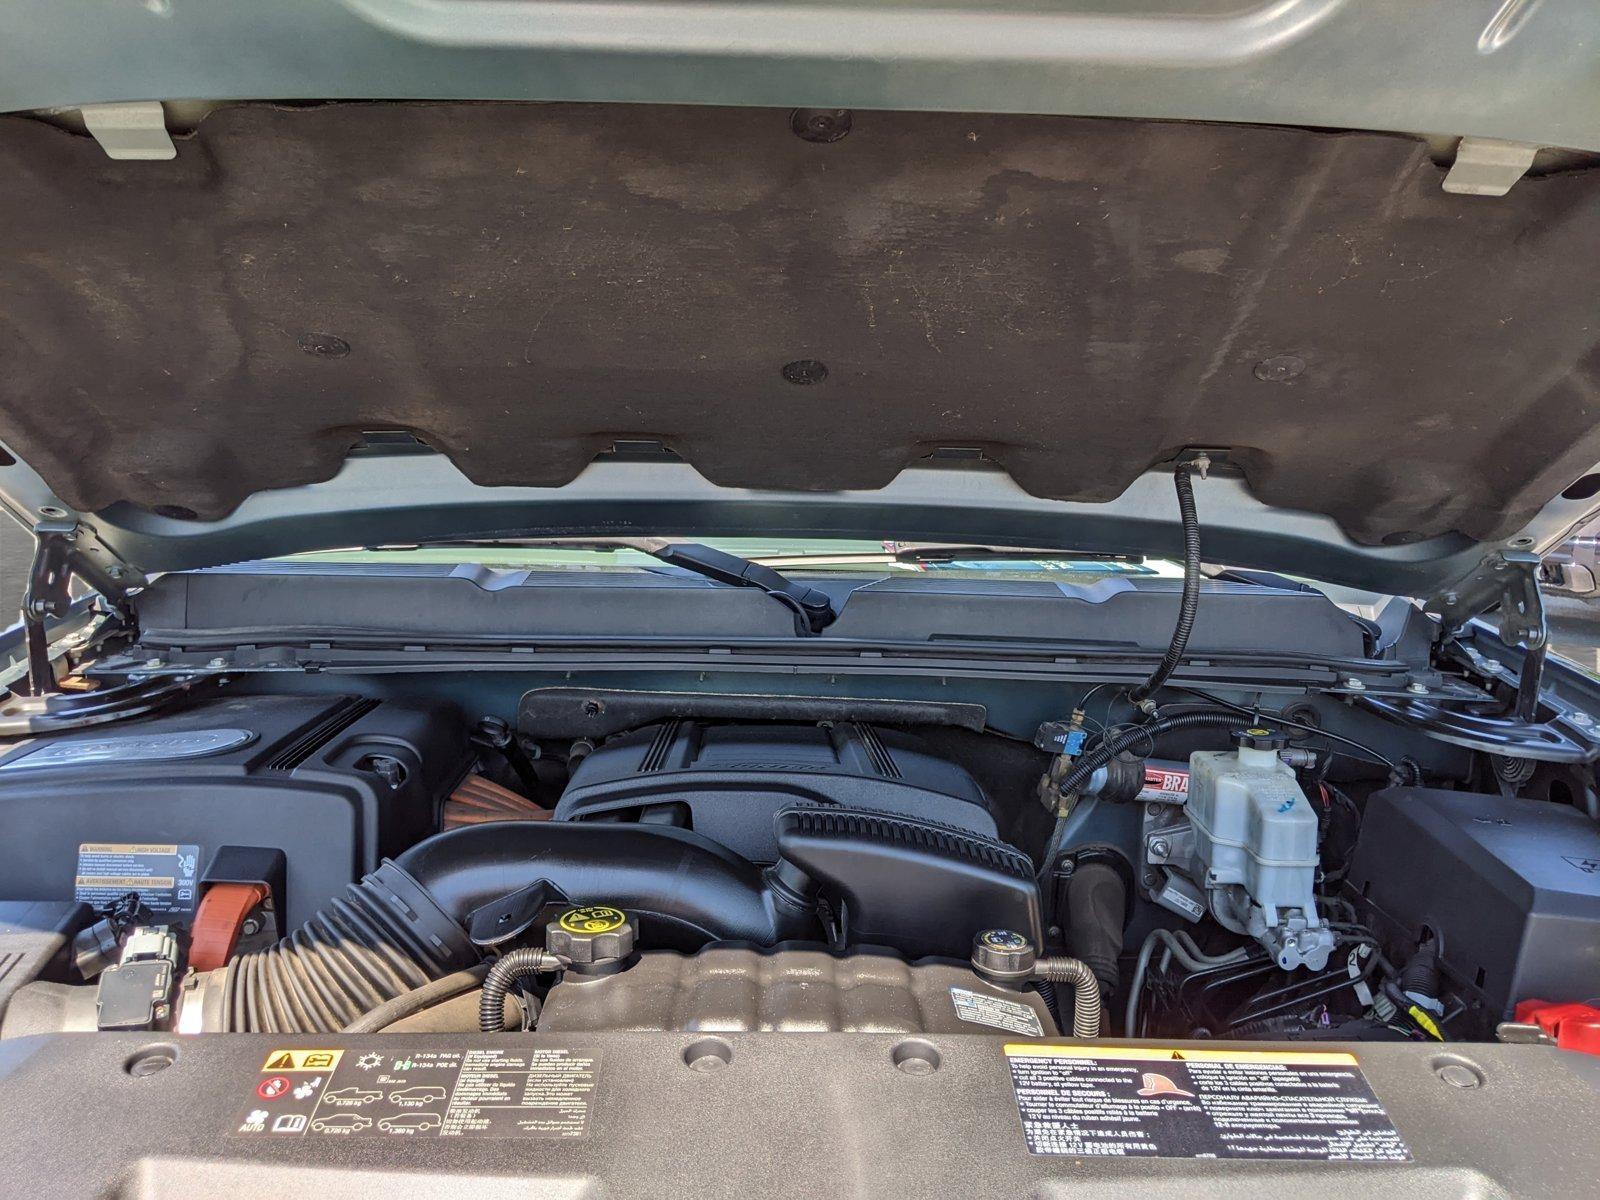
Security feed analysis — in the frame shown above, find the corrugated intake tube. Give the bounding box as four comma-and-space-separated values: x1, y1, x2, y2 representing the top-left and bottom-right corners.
216, 862, 477, 1033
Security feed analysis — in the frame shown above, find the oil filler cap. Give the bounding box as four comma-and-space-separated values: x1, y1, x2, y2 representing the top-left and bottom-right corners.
971, 928, 1037, 986
546, 905, 637, 973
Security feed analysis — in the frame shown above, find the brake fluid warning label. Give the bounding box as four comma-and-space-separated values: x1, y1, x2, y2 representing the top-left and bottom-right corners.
234, 1047, 598, 1139
75, 842, 200, 913
1005, 1045, 1409, 1161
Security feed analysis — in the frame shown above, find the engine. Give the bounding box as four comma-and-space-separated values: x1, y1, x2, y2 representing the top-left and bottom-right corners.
0, 695, 1101, 1040
4, 688, 1600, 1051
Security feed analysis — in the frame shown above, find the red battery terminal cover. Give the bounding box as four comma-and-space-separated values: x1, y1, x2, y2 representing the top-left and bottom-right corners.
1514, 999, 1600, 1056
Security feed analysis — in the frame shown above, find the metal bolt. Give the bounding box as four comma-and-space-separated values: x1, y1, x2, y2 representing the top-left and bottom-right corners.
1406, 682, 1429, 695
1148, 838, 1171, 861
240, 917, 262, 937
1435, 1062, 1483, 1090
1344, 677, 1366, 691
143, 658, 164, 669
208, 657, 229, 669
1571, 712, 1594, 727
1443, 592, 1459, 606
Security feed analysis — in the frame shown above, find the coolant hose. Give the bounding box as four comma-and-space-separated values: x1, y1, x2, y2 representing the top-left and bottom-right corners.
1035, 956, 1102, 1037
1056, 711, 1241, 798
1065, 861, 1126, 997
1129, 464, 1201, 706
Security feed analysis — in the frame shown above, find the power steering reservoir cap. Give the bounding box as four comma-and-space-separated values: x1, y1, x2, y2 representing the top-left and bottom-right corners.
546, 905, 637, 967
971, 928, 1037, 984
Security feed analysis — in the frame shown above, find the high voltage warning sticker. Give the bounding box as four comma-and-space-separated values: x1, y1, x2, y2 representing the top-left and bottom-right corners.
262, 1050, 344, 1072
1004, 1044, 1409, 1161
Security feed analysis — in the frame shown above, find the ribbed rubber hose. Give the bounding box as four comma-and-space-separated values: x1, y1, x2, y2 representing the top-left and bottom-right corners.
1056, 711, 1241, 799
218, 863, 477, 1033
1034, 956, 1102, 1037
479, 949, 564, 1032
1130, 464, 1201, 705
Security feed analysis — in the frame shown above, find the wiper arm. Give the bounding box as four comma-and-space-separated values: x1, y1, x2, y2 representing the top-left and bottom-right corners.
890, 544, 1143, 565
650, 542, 836, 636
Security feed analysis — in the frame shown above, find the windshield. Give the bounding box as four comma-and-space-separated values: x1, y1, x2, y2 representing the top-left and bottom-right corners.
276, 538, 1185, 583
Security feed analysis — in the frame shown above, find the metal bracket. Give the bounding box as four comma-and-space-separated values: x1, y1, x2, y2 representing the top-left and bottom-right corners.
1426, 550, 1546, 646
79, 101, 176, 162
1426, 550, 1549, 725
1442, 136, 1538, 197
18, 527, 134, 695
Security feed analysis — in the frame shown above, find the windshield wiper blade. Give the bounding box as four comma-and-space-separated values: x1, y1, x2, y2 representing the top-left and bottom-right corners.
650, 542, 836, 636
890, 544, 1143, 565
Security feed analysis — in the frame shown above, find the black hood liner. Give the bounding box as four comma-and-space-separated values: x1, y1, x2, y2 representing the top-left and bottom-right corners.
1, 101, 1597, 545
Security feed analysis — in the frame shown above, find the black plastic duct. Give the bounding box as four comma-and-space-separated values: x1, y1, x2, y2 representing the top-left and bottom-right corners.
396, 821, 821, 950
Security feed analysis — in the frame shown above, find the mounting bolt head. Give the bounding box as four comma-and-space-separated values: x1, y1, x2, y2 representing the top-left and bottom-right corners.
1407, 682, 1429, 695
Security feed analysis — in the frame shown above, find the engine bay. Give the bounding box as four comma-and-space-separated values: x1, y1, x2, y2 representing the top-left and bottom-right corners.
4, 679, 1599, 1053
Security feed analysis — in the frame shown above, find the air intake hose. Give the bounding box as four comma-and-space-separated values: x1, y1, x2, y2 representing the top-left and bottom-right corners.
208, 823, 824, 1032
214, 862, 477, 1033
396, 822, 822, 950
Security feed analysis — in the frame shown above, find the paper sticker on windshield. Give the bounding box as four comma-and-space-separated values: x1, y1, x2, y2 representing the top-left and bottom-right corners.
1004, 1044, 1409, 1161
75, 842, 200, 913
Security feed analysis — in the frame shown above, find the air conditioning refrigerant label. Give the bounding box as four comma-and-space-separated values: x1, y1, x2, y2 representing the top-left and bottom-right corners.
234, 1047, 599, 1139
74, 842, 200, 913
1005, 1044, 1409, 1161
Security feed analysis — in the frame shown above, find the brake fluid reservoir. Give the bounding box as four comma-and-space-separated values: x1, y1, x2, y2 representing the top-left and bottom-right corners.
1186, 728, 1333, 971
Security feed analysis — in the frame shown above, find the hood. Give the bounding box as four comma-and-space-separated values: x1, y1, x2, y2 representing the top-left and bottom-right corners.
2, 4, 1600, 599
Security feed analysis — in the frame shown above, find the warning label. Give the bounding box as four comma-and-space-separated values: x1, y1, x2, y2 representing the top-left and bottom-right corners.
1137, 766, 1189, 803
234, 1047, 598, 1139
75, 842, 200, 913
1005, 1045, 1409, 1161
262, 1049, 345, 1072
951, 987, 1043, 1036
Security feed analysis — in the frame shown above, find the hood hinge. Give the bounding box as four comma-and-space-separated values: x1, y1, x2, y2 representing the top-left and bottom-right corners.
20, 526, 134, 695
1427, 550, 1547, 722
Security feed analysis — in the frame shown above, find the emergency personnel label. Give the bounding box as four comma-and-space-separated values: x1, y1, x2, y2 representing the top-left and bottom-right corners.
234, 1047, 598, 1139
1005, 1045, 1409, 1161
951, 987, 1043, 1036
75, 842, 200, 913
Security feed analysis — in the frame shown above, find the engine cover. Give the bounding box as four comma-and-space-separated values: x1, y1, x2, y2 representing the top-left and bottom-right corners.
0, 694, 467, 930
535, 943, 1058, 1035
554, 720, 998, 861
